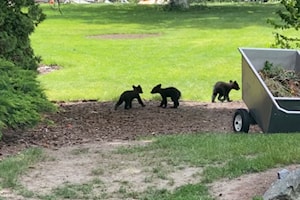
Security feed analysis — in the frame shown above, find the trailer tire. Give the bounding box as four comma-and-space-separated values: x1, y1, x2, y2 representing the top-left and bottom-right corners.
233, 109, 250, 133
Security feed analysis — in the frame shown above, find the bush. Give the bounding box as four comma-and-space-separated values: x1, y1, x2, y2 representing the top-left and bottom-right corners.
268, 0, 300, 48
0, 59, 56, 133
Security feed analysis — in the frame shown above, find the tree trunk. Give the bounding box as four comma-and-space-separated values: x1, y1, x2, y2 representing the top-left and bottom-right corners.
174, 0, 189, 9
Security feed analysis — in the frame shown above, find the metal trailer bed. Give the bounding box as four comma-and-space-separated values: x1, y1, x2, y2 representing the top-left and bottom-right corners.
233, 48, 300, 133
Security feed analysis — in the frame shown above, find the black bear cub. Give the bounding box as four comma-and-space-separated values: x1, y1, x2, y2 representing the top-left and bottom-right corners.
115, 85, 146, 110
151, 84, 181, 108
212, 80, 240, 103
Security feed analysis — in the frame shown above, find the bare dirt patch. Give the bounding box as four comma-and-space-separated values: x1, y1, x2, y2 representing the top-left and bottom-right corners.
37, 65, 60, 74
18, 140, 203, 199
87, 33, 162, 39
0, 100, 284, 200
210, 164, 300, 200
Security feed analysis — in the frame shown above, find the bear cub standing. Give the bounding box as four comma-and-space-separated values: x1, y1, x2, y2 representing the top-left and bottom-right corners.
151, 84, 181, 108
115, 85, 146, 110
212, 80, 240, 103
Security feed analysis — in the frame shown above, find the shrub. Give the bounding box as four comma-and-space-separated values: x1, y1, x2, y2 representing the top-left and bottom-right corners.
0, 59, 55, 133
268, 0, 300, 48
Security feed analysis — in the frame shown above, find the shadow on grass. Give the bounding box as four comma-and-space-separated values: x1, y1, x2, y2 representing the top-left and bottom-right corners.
43, 3, 281, 30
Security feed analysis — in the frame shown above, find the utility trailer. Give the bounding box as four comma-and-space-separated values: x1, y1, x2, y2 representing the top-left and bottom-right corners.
233, 48, 300, 133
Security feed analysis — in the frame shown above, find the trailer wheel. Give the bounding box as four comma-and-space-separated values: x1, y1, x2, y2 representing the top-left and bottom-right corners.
233, 109, 250, 133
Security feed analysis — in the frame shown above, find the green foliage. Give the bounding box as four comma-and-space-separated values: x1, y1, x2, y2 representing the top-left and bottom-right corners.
0, 59, 55, 132
259, 61, 300, 97
268, 0, 300, 48
0, 0, 46, 70
0, 1, 54, 135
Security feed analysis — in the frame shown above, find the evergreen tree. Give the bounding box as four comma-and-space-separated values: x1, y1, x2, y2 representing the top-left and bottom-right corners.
0, 1, 54, 138
0, 0, 46, 70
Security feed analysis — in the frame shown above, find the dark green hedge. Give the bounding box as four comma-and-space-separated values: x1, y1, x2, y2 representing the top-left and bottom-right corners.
0, 59, 55, 134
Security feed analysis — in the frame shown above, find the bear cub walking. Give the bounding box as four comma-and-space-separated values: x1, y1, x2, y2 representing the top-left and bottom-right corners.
115, 85, 145, 110
212, 80, 240, 103
151, 84, 181, 108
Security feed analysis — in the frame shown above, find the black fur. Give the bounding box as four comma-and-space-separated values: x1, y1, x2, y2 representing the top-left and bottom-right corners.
212, 80, 240, 103
151, 84, 181, 108
115, 85, 145, 110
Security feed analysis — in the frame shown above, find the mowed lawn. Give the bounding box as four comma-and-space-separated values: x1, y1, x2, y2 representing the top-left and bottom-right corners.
31, 3, 281, 102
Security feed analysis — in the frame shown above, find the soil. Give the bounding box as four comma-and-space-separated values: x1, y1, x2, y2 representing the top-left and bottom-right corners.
0, 100, 260, 158
0, 100, 288, 200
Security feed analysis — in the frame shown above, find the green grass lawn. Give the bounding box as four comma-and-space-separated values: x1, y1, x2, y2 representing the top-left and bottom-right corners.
31, 2, 281, 102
